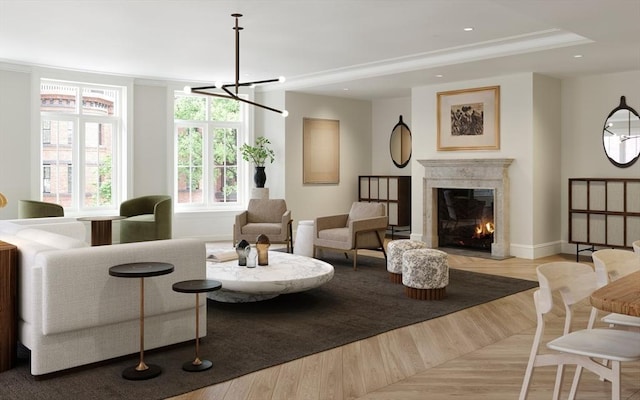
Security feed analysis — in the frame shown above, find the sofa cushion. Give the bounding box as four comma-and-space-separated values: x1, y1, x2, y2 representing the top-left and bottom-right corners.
124, 214, 155, 222
0, 218, 87, 242
241, 222, 284, 236
16, 228, 89, 250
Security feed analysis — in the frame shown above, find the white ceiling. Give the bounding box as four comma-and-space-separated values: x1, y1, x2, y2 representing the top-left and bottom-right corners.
1, 0, 639, 100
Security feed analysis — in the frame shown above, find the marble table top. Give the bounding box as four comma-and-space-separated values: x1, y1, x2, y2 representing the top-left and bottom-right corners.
206, 251, 334, 302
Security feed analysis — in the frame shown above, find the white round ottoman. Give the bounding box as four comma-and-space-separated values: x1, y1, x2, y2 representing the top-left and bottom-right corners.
386, 239, 429, 283
402, 248, 449, 300
293, 220, 314, 257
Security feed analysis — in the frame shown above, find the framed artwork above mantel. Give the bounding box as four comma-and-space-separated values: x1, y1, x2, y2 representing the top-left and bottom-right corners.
437, 85, 500, 151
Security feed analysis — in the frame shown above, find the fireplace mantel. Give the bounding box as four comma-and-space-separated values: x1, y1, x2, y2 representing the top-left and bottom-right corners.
418, 158, 514, 258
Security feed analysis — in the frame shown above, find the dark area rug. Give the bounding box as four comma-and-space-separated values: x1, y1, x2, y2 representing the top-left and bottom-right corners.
0, 253, 537, 400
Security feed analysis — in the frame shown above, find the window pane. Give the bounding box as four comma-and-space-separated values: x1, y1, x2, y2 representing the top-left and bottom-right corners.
175, 95, 206, 121
177, 126, 204, 204
211, 128, 238, 203
210, 98, 240, 121
42, 119, 74, 206
82, 87, 117, 116
84, 122, 114, 207
40, 83, 78, 114
212, 128, 238, 166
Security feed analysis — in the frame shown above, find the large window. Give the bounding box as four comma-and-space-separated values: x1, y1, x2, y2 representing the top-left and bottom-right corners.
174, 92, 246, 209
40, 79, 124, 211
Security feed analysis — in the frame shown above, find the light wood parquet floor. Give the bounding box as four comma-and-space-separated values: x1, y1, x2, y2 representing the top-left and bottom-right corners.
169, 248, 640, 400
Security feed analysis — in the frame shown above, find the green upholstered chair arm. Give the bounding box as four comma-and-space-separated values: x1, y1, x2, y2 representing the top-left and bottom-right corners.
18, 200, 64, 219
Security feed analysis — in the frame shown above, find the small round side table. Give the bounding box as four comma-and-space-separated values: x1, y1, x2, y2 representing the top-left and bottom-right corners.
172, 279, 222, 372
109, 262, 174, 380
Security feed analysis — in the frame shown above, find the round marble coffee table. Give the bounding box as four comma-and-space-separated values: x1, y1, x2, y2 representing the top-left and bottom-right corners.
206, 251, 334, 302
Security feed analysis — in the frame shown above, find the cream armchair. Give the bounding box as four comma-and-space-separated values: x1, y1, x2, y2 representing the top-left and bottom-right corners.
233, 199, 293, 252
314, 202, 388, 270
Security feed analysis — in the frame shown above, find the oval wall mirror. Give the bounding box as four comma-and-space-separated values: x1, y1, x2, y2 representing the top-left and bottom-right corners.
602, 96, 640, 168
390, 115, 412, 168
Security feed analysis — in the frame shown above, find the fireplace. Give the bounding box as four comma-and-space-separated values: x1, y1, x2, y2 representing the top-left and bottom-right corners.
418, 159, 513, 258
438, 188, 495, 252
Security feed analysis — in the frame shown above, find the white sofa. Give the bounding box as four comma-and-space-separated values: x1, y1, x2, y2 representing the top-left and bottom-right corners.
0, 217, 206, 376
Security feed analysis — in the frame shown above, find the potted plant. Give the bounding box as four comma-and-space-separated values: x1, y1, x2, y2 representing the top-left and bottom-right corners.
240, 137, 275, 188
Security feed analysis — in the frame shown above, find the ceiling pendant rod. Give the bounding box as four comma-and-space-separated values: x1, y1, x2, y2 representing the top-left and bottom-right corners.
183, 13, 288, 117
233, 13, 242, 95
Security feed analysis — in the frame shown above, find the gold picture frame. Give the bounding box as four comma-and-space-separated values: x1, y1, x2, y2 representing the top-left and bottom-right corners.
437, 85, 500, 151
303, 118, 340, 184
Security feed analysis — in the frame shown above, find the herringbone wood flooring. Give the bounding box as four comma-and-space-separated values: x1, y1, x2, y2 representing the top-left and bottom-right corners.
169, 248, 640, 400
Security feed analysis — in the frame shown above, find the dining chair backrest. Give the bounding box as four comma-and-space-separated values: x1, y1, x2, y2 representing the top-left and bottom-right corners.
592, 249, 640, 288
536, 262, 597, 316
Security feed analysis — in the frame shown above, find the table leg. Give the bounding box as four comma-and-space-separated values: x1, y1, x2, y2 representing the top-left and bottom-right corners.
122, 277, 162, 380
183, 292, 212, 372
91, 220, 112, 246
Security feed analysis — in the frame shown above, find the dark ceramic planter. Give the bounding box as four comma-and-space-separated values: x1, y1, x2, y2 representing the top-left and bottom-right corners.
254, 166, 267, 188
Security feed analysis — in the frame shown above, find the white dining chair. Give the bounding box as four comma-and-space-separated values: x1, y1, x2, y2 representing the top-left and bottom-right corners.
633, 240, 640, 255
519, 261, 640, 400
592, 249, 640, 331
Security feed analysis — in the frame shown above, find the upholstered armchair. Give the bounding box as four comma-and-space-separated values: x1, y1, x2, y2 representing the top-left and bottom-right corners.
18, 200, 64, 218
314, 202, 388, 270
119, 195, 172, 243
233, 199, 293, 252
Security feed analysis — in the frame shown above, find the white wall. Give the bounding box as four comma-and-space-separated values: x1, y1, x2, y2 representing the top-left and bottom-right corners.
0, 67, 31, 219
410, 73, 550, 259
255, 89, 287, 199
560, 70, 640, 254
131, 82, 171, 196
284, 92, 372, 227
532, 74, 562, 256
371, 97, 412, 175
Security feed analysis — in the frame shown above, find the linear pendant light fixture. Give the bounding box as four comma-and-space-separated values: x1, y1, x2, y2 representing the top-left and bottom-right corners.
184, 13, 288, 117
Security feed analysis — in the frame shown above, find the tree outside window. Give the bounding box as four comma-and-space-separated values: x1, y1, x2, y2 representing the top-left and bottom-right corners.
174, 93, 243, 207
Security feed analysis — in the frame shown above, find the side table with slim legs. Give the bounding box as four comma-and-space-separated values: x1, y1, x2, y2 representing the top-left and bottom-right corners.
172, 279, 222, 372
109, 262, 174, 380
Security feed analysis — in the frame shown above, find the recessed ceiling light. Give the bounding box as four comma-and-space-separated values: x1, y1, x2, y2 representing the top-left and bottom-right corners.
574, 54, 583, 58
435, 74, 443, 78
463, 27, 473, 31
343, 88, 349, 91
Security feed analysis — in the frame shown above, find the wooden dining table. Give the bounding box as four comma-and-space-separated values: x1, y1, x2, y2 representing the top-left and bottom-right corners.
590, 270, 640, 317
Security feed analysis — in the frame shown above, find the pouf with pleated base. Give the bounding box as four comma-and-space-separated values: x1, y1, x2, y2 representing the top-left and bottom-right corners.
386, 239, 429, 283
402, 248, 449, 300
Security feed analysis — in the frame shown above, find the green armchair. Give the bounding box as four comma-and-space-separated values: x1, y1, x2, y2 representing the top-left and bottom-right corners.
119, 195, 172, 243
18, 200, 64, 218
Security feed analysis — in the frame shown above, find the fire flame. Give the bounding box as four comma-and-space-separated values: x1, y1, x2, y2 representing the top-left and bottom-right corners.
474, 222, 495, 237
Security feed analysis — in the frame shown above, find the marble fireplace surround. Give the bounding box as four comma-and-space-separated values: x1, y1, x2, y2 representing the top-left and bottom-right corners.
418, 158, 514, 258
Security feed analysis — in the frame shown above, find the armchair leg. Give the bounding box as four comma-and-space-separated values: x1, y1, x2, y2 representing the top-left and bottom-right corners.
376, 232, 387, 260
353, 250, 357, 270
288, 221, 293, 253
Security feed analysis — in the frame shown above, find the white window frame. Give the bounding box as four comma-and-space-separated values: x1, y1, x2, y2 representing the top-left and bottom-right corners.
33, 69, 132, 215
172, 89, 251, 212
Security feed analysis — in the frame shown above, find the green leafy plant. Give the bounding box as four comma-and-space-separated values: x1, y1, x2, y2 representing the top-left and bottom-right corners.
240, 137, 275, 167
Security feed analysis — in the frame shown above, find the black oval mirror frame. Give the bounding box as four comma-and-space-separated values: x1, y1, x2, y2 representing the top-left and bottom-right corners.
602, 96, 640, 168
390, 115, 412, 168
